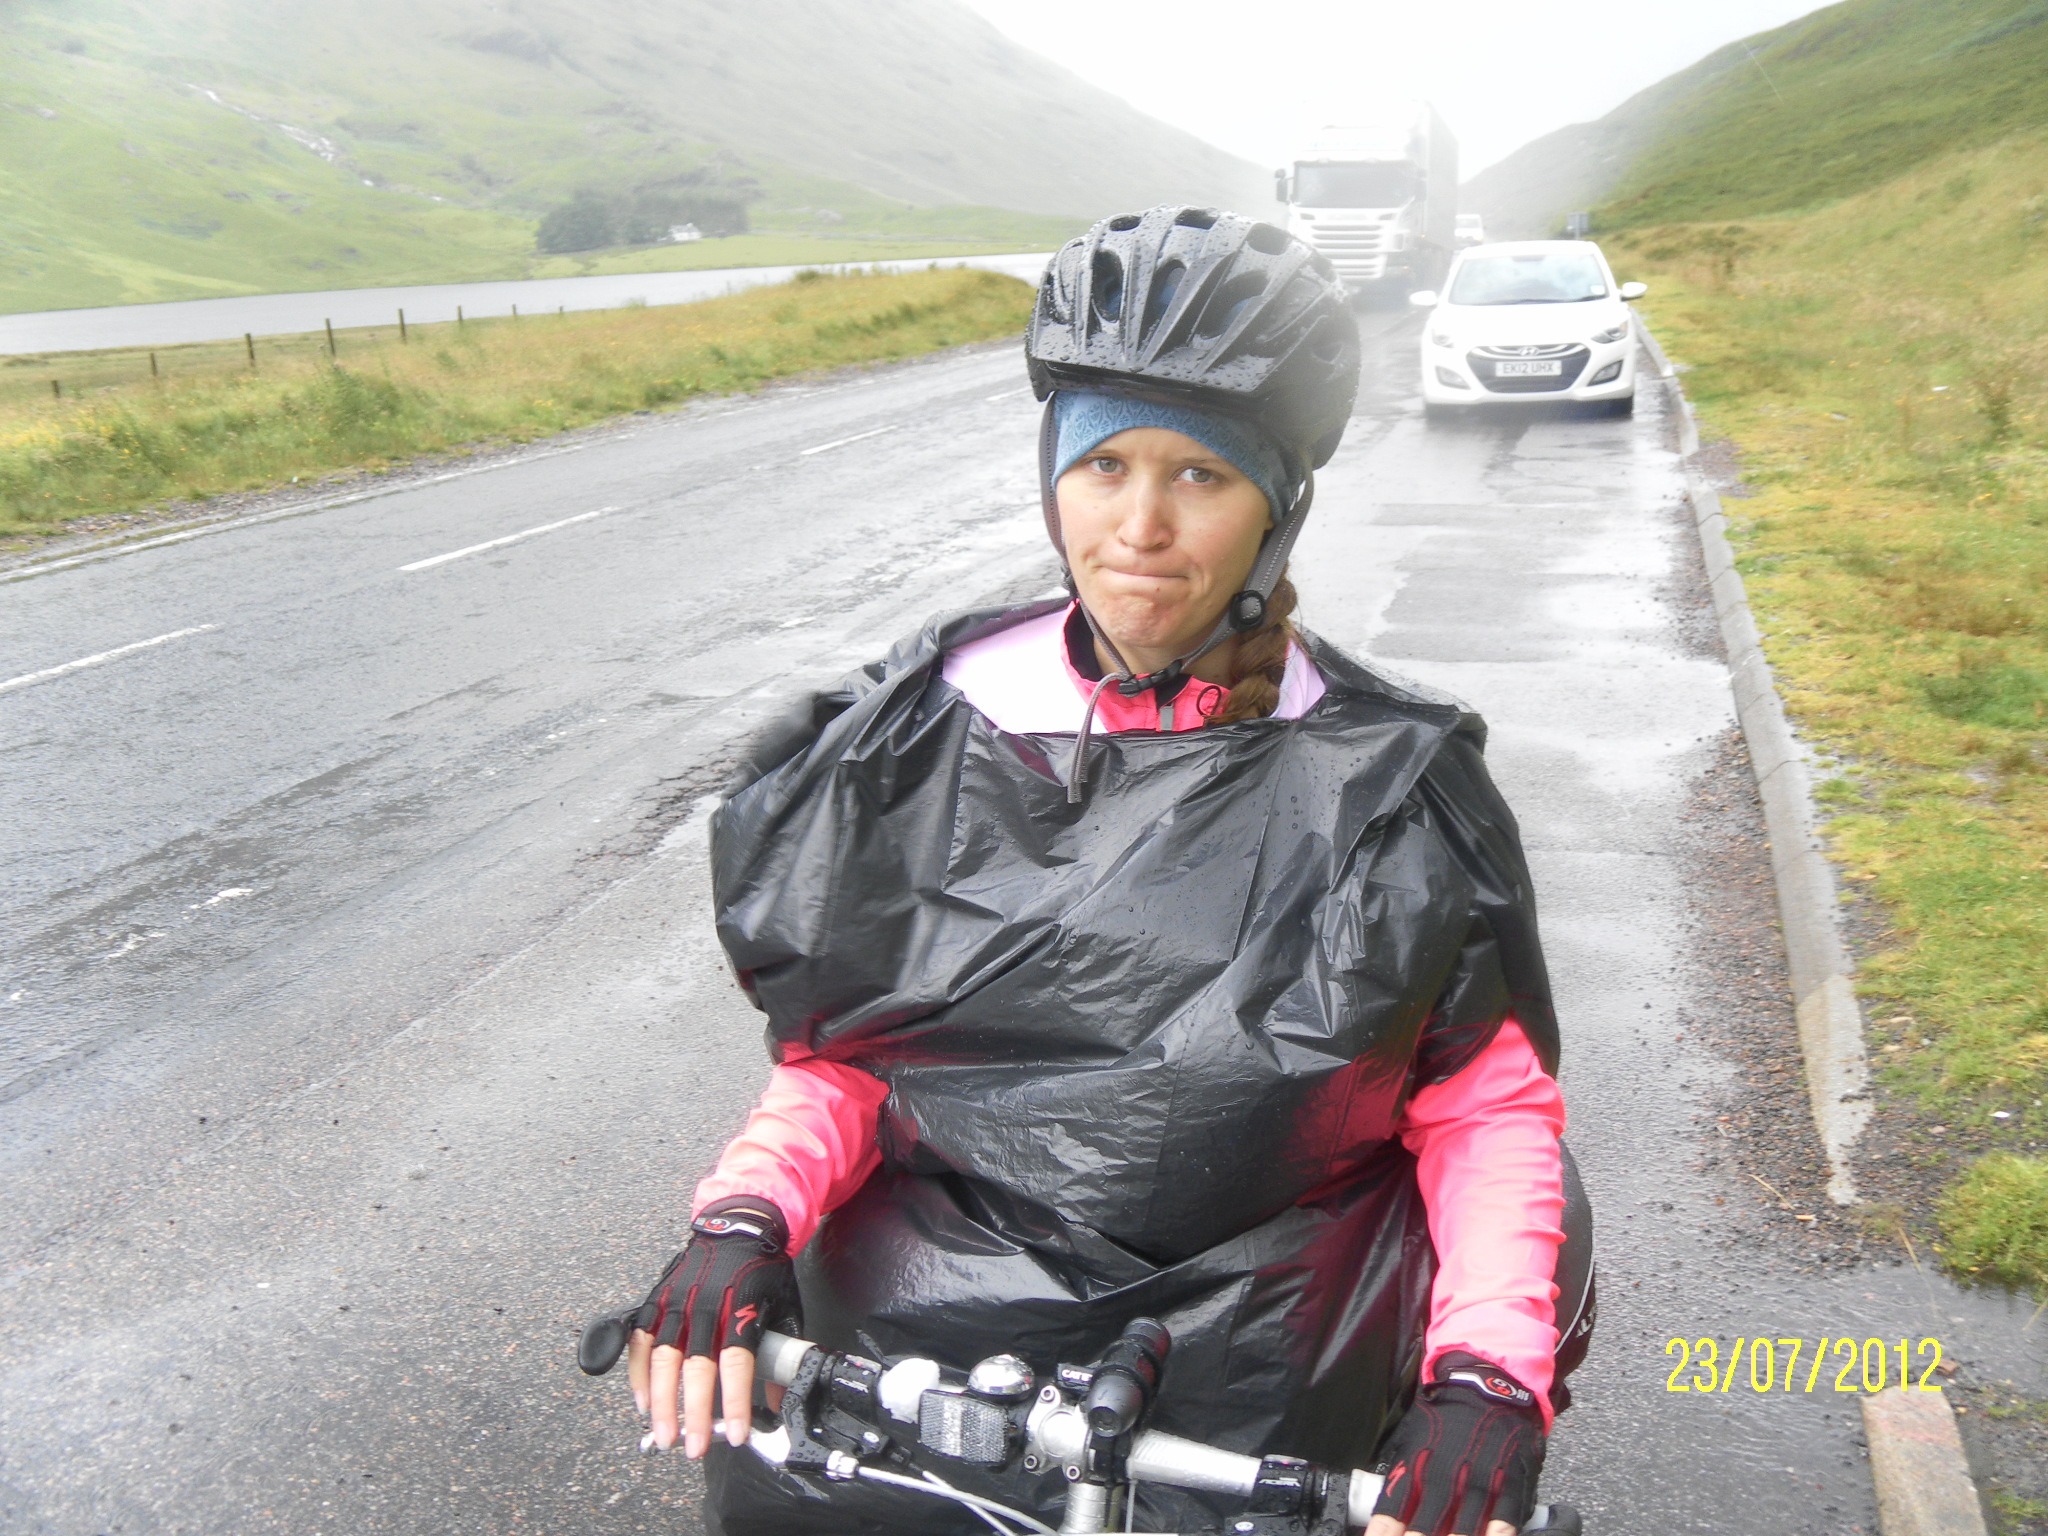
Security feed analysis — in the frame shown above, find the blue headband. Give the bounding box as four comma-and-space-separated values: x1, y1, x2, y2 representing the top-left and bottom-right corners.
1052, 391, 1292, 519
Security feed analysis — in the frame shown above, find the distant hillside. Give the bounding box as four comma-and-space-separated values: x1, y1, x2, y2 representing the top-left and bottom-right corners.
1463, 118, 1648, 241
0, 0, 1267, 312
1467, 0, 2048, 236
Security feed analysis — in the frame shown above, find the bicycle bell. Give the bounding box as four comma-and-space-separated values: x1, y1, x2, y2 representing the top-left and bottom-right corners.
966, 1353, 1035, 1401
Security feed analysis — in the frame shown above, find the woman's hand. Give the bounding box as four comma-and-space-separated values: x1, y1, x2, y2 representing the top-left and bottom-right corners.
631, 1332, 768, 1458
1368, 1354, 1546, 1536
624, 1196, 800, 1458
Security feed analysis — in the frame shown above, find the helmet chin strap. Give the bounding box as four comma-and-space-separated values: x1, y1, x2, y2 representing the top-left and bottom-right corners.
1038, 394, 1316, 801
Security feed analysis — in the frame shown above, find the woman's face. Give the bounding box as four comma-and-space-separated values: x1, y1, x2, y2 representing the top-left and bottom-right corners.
1057, 427, 1272, 675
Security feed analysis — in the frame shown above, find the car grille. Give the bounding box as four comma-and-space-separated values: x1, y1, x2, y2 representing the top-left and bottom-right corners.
1467, 343, 1590, 394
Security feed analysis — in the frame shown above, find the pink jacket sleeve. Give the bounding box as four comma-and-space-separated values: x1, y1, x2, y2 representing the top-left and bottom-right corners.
691, 1057, 889, 1253
695, 1026, 1566, 1429
1398, 1020, 1567, 1428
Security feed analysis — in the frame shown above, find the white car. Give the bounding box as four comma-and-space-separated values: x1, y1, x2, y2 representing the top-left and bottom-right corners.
1411, 240, 1647, 417
1454, 213, 1486, 246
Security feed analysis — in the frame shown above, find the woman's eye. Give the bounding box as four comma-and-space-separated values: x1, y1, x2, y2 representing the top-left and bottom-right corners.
1089, 456, 1122, 473
1180, 466, 1217, 484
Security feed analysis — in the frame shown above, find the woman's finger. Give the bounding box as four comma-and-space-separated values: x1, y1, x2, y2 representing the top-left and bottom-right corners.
1363, 1516, 1406, 1536
647, 1344, 684, 1450
719, 1347, 756, 1447
682, 1353, 720, 1459
627, 1328, 652, 1418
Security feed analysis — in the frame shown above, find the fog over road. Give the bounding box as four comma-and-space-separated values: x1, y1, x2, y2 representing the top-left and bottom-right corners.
2, 313, 2037, 1535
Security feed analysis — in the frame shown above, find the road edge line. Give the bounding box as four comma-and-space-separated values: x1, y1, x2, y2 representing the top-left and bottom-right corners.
1637, 322, 1871, 1205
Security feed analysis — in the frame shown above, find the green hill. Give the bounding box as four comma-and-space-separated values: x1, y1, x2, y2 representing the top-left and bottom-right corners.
1467, 0, 2048, 235
0, 0, 1268, 313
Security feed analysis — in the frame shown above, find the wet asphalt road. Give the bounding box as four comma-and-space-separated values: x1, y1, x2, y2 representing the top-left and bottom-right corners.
3, 310, 2043, 1535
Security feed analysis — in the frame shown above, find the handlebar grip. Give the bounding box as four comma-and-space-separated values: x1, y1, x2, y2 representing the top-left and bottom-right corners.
756, 1329, 815, 1387
578, 1311, 632, 1377
577, 1311, 812, 1383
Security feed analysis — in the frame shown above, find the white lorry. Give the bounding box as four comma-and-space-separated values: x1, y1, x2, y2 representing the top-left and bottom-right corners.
1275, 105, 1458, 294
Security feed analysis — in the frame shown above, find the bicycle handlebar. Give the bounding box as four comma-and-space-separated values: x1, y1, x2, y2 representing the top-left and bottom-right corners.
580, 1314, 1578, 1534
751, 1327, 1385, 1529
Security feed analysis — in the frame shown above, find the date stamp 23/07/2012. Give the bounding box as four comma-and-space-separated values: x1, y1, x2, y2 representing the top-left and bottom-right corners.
1665, 1337, 1947, 1395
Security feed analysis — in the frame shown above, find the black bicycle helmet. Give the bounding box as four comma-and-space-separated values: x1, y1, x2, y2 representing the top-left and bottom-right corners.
1026, 205, 1359, 470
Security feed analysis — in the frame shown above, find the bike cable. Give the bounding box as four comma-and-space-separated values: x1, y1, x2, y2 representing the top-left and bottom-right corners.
852, 1464, 1058, 1535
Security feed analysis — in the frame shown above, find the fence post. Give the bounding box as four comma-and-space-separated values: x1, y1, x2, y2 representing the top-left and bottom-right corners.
150, 352, 159, 380
457, 304, 464, 328
246, 333, 256, 367
50, 379, 61, 399
398, 308, 408, 343
511, 303, 519, 320
325, 318, 336, 357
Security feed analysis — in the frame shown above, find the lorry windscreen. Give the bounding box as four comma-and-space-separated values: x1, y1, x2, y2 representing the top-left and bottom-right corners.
1449, 251, 1609, 305
1294, 163, 1419, 207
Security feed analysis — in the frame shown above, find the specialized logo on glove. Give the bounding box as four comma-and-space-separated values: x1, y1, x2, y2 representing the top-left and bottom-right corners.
691, 1208, 781, 1245
1443, 1364, 1536, 1408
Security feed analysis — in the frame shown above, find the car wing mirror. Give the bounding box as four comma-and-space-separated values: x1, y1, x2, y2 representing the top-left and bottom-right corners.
1408, 290, 1439, 308
1619, 281, 1648, 301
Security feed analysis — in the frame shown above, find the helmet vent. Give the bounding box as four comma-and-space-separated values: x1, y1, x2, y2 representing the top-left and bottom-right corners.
1245, 222, 1291, 256
1090, 251, 1125, 322
1038, 270, 1069, 324
1106, 213, 1142, 232
1196, 274, 1265, 342
1174, 208, 1219, 230
1143, 262, 1185, 335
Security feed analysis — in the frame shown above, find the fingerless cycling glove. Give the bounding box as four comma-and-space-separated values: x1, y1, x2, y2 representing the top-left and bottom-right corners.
1372, 1352, 1546, 1536
636, 1196, 801, 1357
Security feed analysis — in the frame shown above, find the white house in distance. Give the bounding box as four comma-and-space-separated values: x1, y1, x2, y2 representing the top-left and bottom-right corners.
667, 223, 703, 243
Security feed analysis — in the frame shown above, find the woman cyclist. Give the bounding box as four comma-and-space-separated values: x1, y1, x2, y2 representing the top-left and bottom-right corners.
615, 207, 1586, 1536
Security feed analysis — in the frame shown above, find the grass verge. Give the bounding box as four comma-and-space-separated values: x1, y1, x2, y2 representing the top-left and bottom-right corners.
0, 267, 1034, 540
1611, 130, 2048, 1294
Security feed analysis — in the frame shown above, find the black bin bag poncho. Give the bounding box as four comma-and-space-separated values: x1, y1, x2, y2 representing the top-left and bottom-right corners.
702, 603, 1559, 1535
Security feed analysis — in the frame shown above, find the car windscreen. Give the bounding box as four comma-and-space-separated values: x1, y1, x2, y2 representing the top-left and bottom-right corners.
1448, 251, 1609, 304
1294, 163, 1418, 208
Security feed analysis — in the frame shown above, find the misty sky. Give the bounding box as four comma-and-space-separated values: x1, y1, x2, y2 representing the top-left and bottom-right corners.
958, 0, 1832, 175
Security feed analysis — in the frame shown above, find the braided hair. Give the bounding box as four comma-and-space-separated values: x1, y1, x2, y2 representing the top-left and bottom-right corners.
1205, 573, 1299, 725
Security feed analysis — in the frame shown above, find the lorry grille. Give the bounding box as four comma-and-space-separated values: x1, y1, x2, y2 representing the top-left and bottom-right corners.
1468, 343, 1591, 393
1307, 226, 1391, 283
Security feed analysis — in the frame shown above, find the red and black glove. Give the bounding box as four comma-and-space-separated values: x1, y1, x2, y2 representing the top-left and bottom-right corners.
635, 1196, 801, 1357
1372, 1353, 1546, 1535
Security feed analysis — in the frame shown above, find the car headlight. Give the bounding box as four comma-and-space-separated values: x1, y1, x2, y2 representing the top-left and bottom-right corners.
1591, 320, 1631, 345
1431, 330, 1457, 348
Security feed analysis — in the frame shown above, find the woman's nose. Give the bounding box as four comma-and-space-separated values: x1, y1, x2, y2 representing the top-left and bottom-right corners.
1116, 474, 1175, 549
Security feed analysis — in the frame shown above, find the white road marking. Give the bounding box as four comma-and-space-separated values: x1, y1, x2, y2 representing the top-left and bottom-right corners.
399, 507, 615, 572
0, 624, 218, 696
0, 442, 600, 587
799, 425, 897, 456
984, 386, 1031, 402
